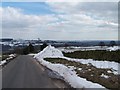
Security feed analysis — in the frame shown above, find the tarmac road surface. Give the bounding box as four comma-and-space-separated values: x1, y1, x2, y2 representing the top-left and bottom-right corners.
2, 55, 70, 88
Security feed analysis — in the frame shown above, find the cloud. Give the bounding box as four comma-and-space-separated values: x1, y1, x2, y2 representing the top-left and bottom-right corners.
47, 2, 118, 22
1, 2, 118, 40
2, 7, 58, 29
1, 6, 59, 39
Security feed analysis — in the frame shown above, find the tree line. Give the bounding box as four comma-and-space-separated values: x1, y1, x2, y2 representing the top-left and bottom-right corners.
99, 41, 117, 47
14, 42, 48, 55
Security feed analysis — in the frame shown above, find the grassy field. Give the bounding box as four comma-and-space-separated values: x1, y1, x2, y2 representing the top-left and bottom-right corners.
44, 58, 119, 89
63, 50, 120, 63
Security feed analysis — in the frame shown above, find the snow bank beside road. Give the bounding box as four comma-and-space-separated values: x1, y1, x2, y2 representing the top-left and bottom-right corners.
34, 45, 105, 88
35, 58, 105, 88
0, 54, 16, 66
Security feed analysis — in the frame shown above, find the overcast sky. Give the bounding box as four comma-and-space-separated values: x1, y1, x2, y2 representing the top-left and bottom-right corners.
1, 2, 118, 40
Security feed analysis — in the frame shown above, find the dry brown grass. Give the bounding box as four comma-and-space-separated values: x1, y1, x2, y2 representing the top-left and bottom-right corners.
44, 58, 120, 89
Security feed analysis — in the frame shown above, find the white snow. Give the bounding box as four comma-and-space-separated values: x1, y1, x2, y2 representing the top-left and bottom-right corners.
0, 54, 16, 66
62, 57, 120, 75
78, 68, 82, 71
68, 66, 77, 72
34, 45, 106, 88
28, 53, 37, 56
35, 45, 120, 75
34, 45, 63, 59
107, 70, 112, 74
88, 69, 91, 71
101, 74, 109, 79
91, 74, 94, 76
0, 60, 6, 66
9, 54, 16, 57
107, 46, 119, 51
35, 58, 105, 88
57, 46, 120, 52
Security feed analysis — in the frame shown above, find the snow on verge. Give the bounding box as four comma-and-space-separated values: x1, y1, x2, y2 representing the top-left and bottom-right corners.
34, 45, 105, 88
0, 60, 6, 66
35, 58, 105, 88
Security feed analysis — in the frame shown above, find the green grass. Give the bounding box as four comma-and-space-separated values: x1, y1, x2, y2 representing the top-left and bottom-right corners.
63, 50, 120, 63
44, 58, 119, 89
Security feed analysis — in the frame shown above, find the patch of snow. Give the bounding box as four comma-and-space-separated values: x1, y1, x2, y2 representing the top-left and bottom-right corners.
9, 54, 16, 57
112, 70, 118, 75
78, 68, 82, 71
107, 70, 112, 74
101, 74, 109, 79
107, 46, 120, 51
57, 46, 119, 52
88, 69, 91, 71
34, 45, 63, 59
62, 57, 120, 75
28, 53, 37, 56
91, 74, 94, 76
0, 60, 6, 66
68, 66, 77, 72
6, 57, 13, 60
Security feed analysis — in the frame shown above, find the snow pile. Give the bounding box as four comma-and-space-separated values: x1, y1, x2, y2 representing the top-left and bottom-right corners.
34, 45, 63, 59
62, 57, 120, 75
34, 45, 105, 88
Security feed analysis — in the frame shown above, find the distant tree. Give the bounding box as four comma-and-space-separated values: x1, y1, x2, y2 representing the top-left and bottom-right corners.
29, 43, 34, 53
109, 41, 116, 47
64, 43, 69, 49
23, 43, 34, 55
14, 47, 24, 54
41, 42, 48, 51
23, 46, 29, 55
99, 41, 105, 48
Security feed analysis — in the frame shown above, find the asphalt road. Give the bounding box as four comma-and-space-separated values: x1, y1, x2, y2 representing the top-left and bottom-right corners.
2, 55, 70, 88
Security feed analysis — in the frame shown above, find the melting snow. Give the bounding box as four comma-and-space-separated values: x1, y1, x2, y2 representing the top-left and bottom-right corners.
63, 57, 120, 75
78, 68, 82, 71
34, 45, 106, 88
0, 60, 6, 66
107, 46, 119, 51
101, 74, 109, 79
107, 70, 112, 74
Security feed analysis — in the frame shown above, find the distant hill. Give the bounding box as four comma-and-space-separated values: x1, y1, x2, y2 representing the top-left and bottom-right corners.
0, 38, 13, 42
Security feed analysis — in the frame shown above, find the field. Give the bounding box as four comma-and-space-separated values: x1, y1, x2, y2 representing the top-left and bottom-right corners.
63, 50, 120, 63
44, 58, 119, 89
